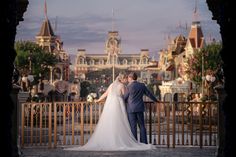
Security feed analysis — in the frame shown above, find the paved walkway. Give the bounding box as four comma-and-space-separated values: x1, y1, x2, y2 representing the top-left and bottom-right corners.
20, 146, 217, 157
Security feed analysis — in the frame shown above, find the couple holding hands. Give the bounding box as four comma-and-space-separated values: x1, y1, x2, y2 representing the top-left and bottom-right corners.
67, 72, 158, 151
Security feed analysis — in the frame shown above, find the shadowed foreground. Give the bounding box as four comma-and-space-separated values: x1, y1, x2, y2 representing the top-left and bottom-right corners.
20, 146, 217, 157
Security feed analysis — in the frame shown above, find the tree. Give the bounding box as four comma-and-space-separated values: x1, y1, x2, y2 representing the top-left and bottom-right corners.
185, 42, 223, 86
15, 41, 58, 82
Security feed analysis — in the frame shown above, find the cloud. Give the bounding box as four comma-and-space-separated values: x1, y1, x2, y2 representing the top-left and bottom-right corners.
16, 0, 221, 57
56, 15, 111, 52
16, 14, 112, 53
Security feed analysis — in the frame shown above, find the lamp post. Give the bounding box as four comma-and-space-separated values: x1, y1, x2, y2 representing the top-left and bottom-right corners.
28, 51, 33, 74
27, 74, 34, 102
111, 45, 117, 82
201, 51, 204, 96
113, 51, 115, 82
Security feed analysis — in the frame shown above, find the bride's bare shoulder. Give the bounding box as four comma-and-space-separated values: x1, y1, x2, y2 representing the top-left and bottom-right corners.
117, 82, 125, 87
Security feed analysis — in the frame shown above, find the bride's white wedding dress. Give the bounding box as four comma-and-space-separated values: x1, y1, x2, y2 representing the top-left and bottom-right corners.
65, 80, 154, 151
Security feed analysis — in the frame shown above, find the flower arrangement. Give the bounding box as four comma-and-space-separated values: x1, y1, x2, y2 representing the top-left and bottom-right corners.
87, 94, 94, 103
86, 93, 97, 103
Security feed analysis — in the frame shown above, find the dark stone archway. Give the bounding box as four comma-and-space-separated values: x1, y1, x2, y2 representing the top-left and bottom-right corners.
0, 0, 29, 156
206, 1, 235, 157
0, 0, 234, 157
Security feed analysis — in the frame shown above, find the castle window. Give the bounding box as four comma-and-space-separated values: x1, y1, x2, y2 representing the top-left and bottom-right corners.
132, 59, 138, 65
122, 59, 127, 65
79, 57, 84, 64
143, 58, 148, 64
89, 59, 95, 65
99, 59, 104, 65
164, 57, 168, 65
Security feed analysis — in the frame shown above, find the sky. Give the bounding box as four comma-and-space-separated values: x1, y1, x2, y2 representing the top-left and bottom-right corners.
16, 0, 221, 60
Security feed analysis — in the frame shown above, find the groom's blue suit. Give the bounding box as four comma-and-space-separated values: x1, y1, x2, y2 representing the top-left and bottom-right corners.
124, 81, 158, 144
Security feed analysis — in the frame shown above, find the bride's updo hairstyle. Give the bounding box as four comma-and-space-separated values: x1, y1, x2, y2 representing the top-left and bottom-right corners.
115, 72, 127, 81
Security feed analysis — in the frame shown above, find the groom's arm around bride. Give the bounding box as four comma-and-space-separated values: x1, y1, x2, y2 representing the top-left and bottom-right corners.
123, 72, 159, 144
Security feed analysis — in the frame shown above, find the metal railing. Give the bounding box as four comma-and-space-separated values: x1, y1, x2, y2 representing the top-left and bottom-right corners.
20, 101, 218, 148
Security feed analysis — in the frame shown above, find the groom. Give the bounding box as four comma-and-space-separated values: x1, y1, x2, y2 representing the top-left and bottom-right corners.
124, 72, 158, 144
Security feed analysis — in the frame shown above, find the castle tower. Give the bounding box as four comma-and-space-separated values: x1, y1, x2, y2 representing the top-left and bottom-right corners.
35, 0, 70, 82
35, 19, 57, 53
185, 0, 205, 57
105, 31, 121, 64
35, 0, 57, 53
187, 21, 205, 49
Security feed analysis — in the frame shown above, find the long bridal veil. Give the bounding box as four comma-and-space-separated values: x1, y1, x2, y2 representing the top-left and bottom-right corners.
65, 80, 154, 151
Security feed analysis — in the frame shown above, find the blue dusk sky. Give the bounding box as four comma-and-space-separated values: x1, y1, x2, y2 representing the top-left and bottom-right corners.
16, 0, 221, 60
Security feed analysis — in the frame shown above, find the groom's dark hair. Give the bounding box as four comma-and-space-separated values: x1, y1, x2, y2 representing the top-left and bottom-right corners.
128, 72, 137, 80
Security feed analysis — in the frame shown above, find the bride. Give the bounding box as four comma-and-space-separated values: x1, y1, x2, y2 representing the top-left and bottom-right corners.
65, 73, 154, 151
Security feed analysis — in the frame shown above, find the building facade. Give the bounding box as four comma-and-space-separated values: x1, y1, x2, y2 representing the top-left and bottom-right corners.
74, 31, 153, 80
158, 20, 205, 100
35, 17, 70, 83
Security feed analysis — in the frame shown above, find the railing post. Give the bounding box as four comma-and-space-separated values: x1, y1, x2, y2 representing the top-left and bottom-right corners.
157, 102, 161, 145
167, 100, 170, 148
80, 103, 84, 145
190, 103, 193, 145
181, 103, 185, 145
30, 104, 33, 145
199, 102, 203, 148
72, 103, 75, 145
39, 105, 42, 145
48, 103, 52, 148
54, 102, 57, 148
172, 101, 176, 148
149, 103, 152, 144
63, 104, 66, 145
90, 103, 93, 135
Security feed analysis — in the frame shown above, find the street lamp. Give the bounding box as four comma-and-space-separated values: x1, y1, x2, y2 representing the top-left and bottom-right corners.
201, 51, 204, 96
108, 36, 119, 82
28, 51, 33, 74
111, 44, 117, 82
21, 75, 34, 101
112, 50, 115, 82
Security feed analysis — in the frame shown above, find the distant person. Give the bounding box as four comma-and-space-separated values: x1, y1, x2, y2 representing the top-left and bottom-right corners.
20, 74, 29, 91
69, 79, 80, 101
37, 79, 45, 102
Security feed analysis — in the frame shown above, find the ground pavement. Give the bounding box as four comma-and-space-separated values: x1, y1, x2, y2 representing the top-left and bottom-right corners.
20, 145, 217, 157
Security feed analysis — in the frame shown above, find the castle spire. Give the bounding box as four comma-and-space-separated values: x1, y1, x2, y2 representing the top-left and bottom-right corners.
54, 16, 58, 33
44, 0, 48, 19
193, 0, 199, 22
112, 8, 115, 32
